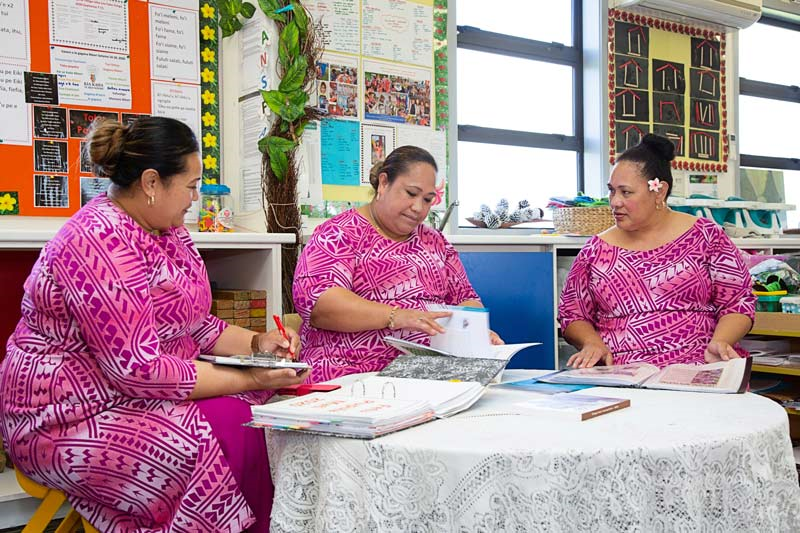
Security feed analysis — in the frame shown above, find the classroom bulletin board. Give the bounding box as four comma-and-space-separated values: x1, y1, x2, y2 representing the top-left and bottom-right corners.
608, 8, 729, 173
0, 0, 219, 217
251, 0, 450, 211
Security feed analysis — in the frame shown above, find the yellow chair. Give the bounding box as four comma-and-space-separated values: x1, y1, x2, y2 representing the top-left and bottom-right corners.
283, 313, 302, 333
15, 469, 99, 533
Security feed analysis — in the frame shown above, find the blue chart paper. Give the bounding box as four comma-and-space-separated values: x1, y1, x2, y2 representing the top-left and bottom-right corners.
321, 119, 360, 186
499, 378, 594, 395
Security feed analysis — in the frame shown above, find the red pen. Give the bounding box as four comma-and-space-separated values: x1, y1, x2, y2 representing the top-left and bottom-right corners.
272, 314, 295, 358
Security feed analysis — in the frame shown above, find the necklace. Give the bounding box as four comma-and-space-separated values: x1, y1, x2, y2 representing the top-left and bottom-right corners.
368, 202, 408, 242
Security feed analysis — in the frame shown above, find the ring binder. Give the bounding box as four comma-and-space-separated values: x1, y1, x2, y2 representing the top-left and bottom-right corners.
351, 379, 398, 399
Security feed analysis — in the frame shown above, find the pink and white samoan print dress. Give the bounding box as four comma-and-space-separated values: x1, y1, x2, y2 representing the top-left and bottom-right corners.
0, 195, 259, 532
293, 209, 479, 382
559, 217, 756, 367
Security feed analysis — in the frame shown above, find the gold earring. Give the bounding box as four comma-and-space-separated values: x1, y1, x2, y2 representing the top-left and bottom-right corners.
655, 200, 663, 210
148, 195, 155, 206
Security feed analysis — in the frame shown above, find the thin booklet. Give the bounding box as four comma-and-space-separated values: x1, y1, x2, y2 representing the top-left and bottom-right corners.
539, 357, 752, 394
515, 394, 631, 421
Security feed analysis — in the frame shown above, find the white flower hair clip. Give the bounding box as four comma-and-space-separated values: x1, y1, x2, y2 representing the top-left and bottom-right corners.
647, 178, 663, 192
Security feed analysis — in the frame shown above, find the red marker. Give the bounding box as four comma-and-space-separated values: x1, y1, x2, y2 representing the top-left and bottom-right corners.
272, 314, 295, 358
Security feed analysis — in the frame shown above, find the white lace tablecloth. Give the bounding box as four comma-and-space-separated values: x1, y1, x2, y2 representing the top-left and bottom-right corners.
267, 370, 800, 532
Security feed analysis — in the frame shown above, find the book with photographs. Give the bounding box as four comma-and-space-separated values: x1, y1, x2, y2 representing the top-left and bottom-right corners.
515, 394, 631, 421
250, 375, 485, 439
539, 357, 752, 394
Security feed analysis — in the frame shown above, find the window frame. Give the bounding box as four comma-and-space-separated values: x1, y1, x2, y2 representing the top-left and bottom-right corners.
453, 0, 584, 227
738, 15, 800, 172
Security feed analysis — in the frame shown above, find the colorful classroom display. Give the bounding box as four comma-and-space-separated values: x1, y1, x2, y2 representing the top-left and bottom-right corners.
608, 8, 728, 173
0, 0, 219, 217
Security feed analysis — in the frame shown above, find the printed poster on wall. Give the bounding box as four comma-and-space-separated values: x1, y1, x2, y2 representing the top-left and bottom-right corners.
0, 63, 32, 145
362, 0, 433, 68
149, 4, 200, 84
360, 123, 395, 185
320, 119, 360, 186
50, 46, 132, 108
151, 81, 201, 143
0, 0, 30, 65
49, 0, 129, 54
314, 53, 359, 119
304, 0, 359, 55
363, 59, 432, 127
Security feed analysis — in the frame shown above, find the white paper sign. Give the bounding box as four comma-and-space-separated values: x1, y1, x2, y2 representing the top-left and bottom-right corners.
49, 0, 129, 54
304, 0, 359, 55
0, 0, 30, 64
50, 46, 132, 108
151, 81, 201, 141
0, 63, 31, 145
149, 4, 200, 84
362, 0, 433, 67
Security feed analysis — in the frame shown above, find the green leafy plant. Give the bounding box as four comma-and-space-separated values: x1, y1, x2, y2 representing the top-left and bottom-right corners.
217, 0, 323, 312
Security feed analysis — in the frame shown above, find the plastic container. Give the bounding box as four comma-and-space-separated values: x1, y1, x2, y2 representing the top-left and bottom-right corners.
780, 296, 800, 314
198, 184, 234, 232
754, 290, 787, 312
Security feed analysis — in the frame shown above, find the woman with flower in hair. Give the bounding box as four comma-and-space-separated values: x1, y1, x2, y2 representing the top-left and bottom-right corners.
559, 134, 755, 369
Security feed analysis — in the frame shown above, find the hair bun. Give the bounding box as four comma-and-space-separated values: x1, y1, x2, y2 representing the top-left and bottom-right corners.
86, 119, 127, 179
641, 133, 675, 162
368, 158, 385, 189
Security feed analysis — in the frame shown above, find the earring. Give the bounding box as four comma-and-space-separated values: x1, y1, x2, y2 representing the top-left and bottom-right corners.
655, 200, 663, 210
147, 195, 155, 206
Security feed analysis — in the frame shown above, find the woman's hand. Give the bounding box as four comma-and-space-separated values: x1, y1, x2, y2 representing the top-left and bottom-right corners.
253, 328, 301, 360
704, 340, 741, 363
392, 308, 452, 336
248, 368, 309, 391
489, 330, 504, 345
567, 342, 613, 368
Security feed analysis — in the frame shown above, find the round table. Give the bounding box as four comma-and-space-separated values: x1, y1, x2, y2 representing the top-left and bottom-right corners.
267, 370, 800, 532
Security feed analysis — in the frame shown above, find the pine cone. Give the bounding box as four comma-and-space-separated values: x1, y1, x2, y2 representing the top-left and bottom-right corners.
484, 212, 501, 229
496, 198, 509, 211
472, 211, 485, 222
518, 199, 530, 209
509, 210, 523, 223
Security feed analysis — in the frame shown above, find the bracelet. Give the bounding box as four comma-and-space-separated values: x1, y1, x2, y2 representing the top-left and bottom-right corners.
250, 333, 261, 354
387, 305, 400, 330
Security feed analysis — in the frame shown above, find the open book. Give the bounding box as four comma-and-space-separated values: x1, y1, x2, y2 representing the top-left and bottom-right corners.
539, 358, 752, 394
250, 375, 484, 439
384, 336, 538, 361
249, 349, 506, 439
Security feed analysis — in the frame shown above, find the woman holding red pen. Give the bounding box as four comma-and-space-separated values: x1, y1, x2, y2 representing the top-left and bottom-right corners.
1, 117, 303, 533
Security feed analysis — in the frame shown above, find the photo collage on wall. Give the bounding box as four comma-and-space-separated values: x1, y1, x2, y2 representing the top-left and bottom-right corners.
608, 8, 728, 172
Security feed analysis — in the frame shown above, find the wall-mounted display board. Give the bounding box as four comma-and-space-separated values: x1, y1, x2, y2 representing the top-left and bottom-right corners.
237, 0, 449, 214
608, 8, 729, 173
0, 0, 218, 217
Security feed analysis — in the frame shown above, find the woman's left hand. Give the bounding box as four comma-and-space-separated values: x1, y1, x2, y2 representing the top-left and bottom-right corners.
254, 328, 301, 360
489, 330, 504, 345
703, 340, 740, 363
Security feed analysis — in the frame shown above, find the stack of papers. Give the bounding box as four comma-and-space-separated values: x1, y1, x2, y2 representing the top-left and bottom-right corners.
250, 376, 486, 439
251, 392, 435, 439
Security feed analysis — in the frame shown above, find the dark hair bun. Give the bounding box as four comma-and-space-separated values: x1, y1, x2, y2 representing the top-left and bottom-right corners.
369, 159, 385, 189
641, 133, 675, 162
86, 119, 127, 179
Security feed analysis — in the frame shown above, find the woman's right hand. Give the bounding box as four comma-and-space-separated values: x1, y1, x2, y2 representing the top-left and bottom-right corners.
566, 342, 613, 369
392, 308, 452, 336
248, 368, 309, 391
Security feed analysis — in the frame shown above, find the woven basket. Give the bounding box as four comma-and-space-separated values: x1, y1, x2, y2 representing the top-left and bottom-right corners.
552, 206, 614, 235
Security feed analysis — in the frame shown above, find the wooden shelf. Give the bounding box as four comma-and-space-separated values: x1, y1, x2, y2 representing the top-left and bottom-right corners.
752, 364, 800, 377
751, 312, 800, 337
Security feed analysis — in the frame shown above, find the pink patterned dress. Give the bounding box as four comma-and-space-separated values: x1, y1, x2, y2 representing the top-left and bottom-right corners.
293, 209, 479, 382
559, 217, 755, 367
0, 196, 265, 532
